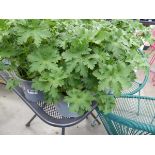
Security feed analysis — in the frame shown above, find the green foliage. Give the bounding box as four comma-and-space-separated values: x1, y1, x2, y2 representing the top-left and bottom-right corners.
5, 78, 20, 90
64, 89, 95, 115
95, 93, 116, 114
0, 20, 9, 43
11, 20, 51, 47
27, 45, 61, 73
0, 19, 150, 115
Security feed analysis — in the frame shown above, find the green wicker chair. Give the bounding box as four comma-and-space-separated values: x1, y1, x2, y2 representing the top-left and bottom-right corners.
96, 95, 155, 135
121, 49, 149, 95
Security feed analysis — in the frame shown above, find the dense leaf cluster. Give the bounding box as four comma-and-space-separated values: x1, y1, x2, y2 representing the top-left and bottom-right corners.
0, 19, 150, 114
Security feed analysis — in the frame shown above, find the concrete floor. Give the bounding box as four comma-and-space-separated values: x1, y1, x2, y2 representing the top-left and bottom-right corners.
0, 71, 155, 135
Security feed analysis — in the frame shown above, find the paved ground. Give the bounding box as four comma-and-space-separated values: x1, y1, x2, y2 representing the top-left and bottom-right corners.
0, 70, 155, 135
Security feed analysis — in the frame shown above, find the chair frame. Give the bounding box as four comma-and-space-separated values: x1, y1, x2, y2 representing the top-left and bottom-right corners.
96, 95, 155, 135
0, 71, 98, 135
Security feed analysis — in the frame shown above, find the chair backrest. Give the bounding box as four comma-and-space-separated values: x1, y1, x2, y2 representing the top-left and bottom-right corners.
121, 49, 149, 95
97, 95, 155, 135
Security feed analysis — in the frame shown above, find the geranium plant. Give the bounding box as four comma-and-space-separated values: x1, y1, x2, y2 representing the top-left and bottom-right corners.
0, 19, 52, 88
0, 19, 150, 114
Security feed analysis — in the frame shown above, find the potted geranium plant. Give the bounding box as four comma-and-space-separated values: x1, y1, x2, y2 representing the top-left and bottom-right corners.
0, 19, 52, 102
0, 19, 151, 115
27, 19, 150, 115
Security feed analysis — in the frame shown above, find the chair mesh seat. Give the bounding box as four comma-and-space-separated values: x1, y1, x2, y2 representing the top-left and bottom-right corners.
113, 97, 155, 125
97, 95, 155, 135
37, 101, 70, 119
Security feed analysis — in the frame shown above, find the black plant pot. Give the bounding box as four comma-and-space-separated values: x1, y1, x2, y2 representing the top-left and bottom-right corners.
19, 79, 44, 102
12, 72, 44, 102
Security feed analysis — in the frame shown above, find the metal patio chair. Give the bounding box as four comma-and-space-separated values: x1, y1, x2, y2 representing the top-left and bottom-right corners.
0, 71, 97, 135
96, 95, 155, 135
91, 49, 149, 126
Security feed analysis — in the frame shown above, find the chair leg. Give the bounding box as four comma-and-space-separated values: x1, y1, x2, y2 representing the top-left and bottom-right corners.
91, 114, 100, 126
62, 127, 65, 135
25, 114, 37, 127
90, 112, 101, 125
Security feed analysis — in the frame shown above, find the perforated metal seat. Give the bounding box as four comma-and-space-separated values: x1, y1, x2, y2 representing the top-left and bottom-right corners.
0, 71, 97, 135
96, 95, 155, 135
